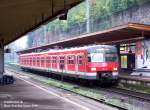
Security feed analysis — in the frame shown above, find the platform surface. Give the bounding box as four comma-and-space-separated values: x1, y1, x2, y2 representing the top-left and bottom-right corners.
119, 73, 150, 82
0, 73, 117, 110
0, 78, 83, 110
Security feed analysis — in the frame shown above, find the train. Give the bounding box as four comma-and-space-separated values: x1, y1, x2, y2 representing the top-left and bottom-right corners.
19, 45, 119, 83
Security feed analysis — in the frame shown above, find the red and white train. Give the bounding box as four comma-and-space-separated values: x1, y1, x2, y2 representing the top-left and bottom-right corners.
19, 45, 119, 83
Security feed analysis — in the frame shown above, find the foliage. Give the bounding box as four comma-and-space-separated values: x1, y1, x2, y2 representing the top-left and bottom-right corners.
45, 0, 149, 32
67, 2, 86, 25
28, 0, 150, 47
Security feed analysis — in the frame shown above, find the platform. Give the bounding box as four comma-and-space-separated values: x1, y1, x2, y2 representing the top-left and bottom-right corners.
0, 73, 117, 110
119, 73, 150, 88
0, 78, 82, 110
119, 73, 150, 83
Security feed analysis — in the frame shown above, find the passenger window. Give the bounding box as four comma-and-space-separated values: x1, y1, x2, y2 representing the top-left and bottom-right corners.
52, 57, 57, 63
60, 57, 65, 64
68, 56, 74, 64
78, 56, 83, 64
47, 57, 51, 63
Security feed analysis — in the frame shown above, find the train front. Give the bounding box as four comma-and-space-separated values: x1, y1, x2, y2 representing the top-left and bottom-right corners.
87, 45, 119, 83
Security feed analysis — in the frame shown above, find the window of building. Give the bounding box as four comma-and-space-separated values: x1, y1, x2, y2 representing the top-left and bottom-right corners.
121, 55, 127, 68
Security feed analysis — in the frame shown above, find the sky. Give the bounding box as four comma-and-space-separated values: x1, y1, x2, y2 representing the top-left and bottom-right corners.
14, 35, 28, 50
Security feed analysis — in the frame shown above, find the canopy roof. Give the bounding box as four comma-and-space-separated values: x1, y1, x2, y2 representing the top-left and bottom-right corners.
18, 23, 150, 54
0, 0, 82, 45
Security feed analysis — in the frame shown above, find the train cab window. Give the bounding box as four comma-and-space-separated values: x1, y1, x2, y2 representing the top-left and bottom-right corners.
78, 56, 83, 64
104, 48, 118, 62
68, 56, 74, 64
105, 54, 118, 62
88, 53, 104, 62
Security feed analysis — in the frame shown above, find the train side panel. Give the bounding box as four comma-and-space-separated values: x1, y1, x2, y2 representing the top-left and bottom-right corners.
19, 45, 119, 82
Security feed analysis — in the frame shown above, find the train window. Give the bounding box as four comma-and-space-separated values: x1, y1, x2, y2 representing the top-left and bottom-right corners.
68, 56, 74, 64
52, 57, 57, 63
33, 57, 35, 62
60, 57, 65, 64
41, 57, 45, 63
105, 54, 118, 62
26, 57, 28, 64
46, 57, 51, 63
30, 57, 31, 64
37, 57, 40, 62
78, 56, 83, 64
26, 58, 27, 64
35, 57, 36, 62
88, 53, 104, 62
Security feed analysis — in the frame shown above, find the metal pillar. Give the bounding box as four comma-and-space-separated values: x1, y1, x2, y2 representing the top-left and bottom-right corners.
86, 0, 90, 33
0, 40, 4, 77
116, 44, 121, 72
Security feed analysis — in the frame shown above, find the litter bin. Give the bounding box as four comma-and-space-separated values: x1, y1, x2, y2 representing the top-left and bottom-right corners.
0, 75, 14, 85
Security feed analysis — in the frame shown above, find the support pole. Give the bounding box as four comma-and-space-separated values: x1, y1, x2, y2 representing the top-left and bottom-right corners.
116, 44, 121, 73
86, 0, 90, 33
0, 40, 4, 77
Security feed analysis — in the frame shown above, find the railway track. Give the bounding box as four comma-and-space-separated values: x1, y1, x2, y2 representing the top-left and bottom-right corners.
97, 87, 150, 103
6, 64, 150, 102
5, 65, 150, 109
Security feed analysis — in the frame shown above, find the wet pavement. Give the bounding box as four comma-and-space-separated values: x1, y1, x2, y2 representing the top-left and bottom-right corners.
0, 72, 118, 110
0, 78, 83, 110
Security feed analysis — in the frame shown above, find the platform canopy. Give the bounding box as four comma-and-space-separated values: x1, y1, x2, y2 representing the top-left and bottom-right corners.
18, 23, 150, 54
0, 0, 82, 45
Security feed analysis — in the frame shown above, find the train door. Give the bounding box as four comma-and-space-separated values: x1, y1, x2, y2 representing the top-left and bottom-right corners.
66, 55, 68, 73
46, 56, 51, 69
37, 57, 40, 67
41, 57, 44, 68
75, 56, 78, 73
30, 56, 32, 67
35, 56, 37, 67
52, 56, 57, 70
33, 56, 35, 67
77, 55, 85, 72
67, 55, 75, 72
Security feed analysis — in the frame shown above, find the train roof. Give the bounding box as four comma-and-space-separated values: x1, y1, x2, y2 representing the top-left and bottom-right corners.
20, 45, 116, 56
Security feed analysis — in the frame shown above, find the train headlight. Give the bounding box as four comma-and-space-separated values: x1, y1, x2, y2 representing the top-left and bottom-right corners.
113, 67, 118, 71
91, 67, 96, 71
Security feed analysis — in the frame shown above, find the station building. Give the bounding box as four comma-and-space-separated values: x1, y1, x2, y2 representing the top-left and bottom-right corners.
120, 39, 150, 75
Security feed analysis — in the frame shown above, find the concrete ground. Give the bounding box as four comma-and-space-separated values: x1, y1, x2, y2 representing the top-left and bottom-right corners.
0, 72, 118, 110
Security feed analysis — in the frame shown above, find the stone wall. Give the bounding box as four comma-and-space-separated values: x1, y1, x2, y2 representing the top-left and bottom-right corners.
111, 2, 150, 26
